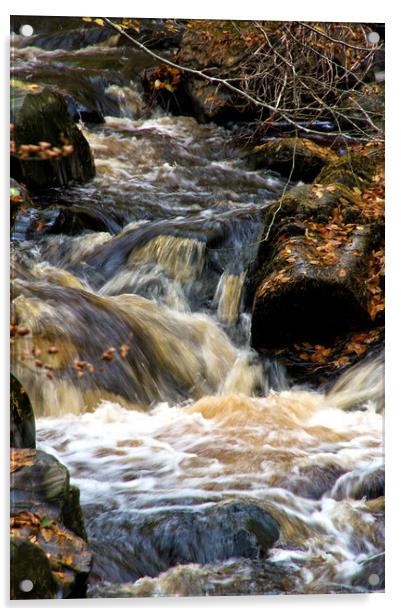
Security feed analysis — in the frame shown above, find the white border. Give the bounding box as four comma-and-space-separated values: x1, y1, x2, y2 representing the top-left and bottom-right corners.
2, 1, 400, 613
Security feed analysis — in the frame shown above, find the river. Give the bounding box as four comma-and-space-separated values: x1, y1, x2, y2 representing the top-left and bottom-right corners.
10, 28, 384, 597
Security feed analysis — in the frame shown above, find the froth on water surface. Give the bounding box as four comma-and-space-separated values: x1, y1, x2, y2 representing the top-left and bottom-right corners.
37, 368, 383, 592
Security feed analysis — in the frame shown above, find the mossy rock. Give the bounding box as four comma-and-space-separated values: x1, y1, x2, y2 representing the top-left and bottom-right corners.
10, 449, 93, 598
10, 374, 36, 449
245, 138, 338, 182
10, 537, 58, 600
315, 153, 376, 188
11, 85, 95, 189
11, 519, 93, 598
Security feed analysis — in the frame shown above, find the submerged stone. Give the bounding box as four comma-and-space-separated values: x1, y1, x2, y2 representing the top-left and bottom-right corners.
331, 466, 384, 501
87, 501, 280, 583
350, 552, 384, 591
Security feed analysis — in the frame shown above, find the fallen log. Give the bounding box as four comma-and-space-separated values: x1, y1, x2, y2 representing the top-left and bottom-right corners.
249, 153, 384, 378
244, 137, 338, 182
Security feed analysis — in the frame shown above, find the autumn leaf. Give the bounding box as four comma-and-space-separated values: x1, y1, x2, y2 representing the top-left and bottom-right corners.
332, 356, 351, 368
16, 325, 30, 336
119, 343, 129, 359
10, 450, 36, 473
346, 341, 367, 355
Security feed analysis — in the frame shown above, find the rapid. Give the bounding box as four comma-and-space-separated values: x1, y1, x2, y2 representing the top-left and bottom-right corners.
11, 32, 384, 597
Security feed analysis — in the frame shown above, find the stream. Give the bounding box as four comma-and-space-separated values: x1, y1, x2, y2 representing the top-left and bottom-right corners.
11, 28, 384, 597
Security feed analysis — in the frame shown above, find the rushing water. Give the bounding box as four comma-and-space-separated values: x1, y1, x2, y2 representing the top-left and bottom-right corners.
11, 32, 384, 597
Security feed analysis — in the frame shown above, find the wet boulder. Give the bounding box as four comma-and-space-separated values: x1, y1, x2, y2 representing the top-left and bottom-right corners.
331, 466, 384, 501
10, 374, 36, 449
142, 22, 256, 124
35, 204, 114, 236
11, 85, 95, 189
11, 514, 92, 599
87, 502, 280, 583
244, 138, 338, 182
10, 448, 92, 598
10, 537, 58, 599
10, 448, 86, 539
278, 462, 345, 500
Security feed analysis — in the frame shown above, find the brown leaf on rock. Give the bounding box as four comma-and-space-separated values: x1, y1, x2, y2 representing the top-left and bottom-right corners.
332, 356, 351, 369
10, 449, 36, 473
11, 511, 41, 529
346, 341, 367, 355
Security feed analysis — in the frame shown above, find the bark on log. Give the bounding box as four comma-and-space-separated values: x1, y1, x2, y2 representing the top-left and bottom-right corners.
244, 138, 338, 182
250, 154, 381, 356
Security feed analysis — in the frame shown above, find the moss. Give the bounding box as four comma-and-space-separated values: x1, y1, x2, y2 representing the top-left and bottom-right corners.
246, 137, 338, 181
11, 86, 95, 189
10, 538, 58, 600
315, 153, 376, 188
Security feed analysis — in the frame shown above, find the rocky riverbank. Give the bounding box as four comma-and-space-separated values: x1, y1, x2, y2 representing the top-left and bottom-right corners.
10, 378, 93, 599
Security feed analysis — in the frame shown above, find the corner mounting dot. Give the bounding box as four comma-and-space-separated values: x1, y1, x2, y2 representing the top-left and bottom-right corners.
19, 578, 34, 592
368, 573, 380, 586
368, 31, 380, 45
19, 24, 34, 37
